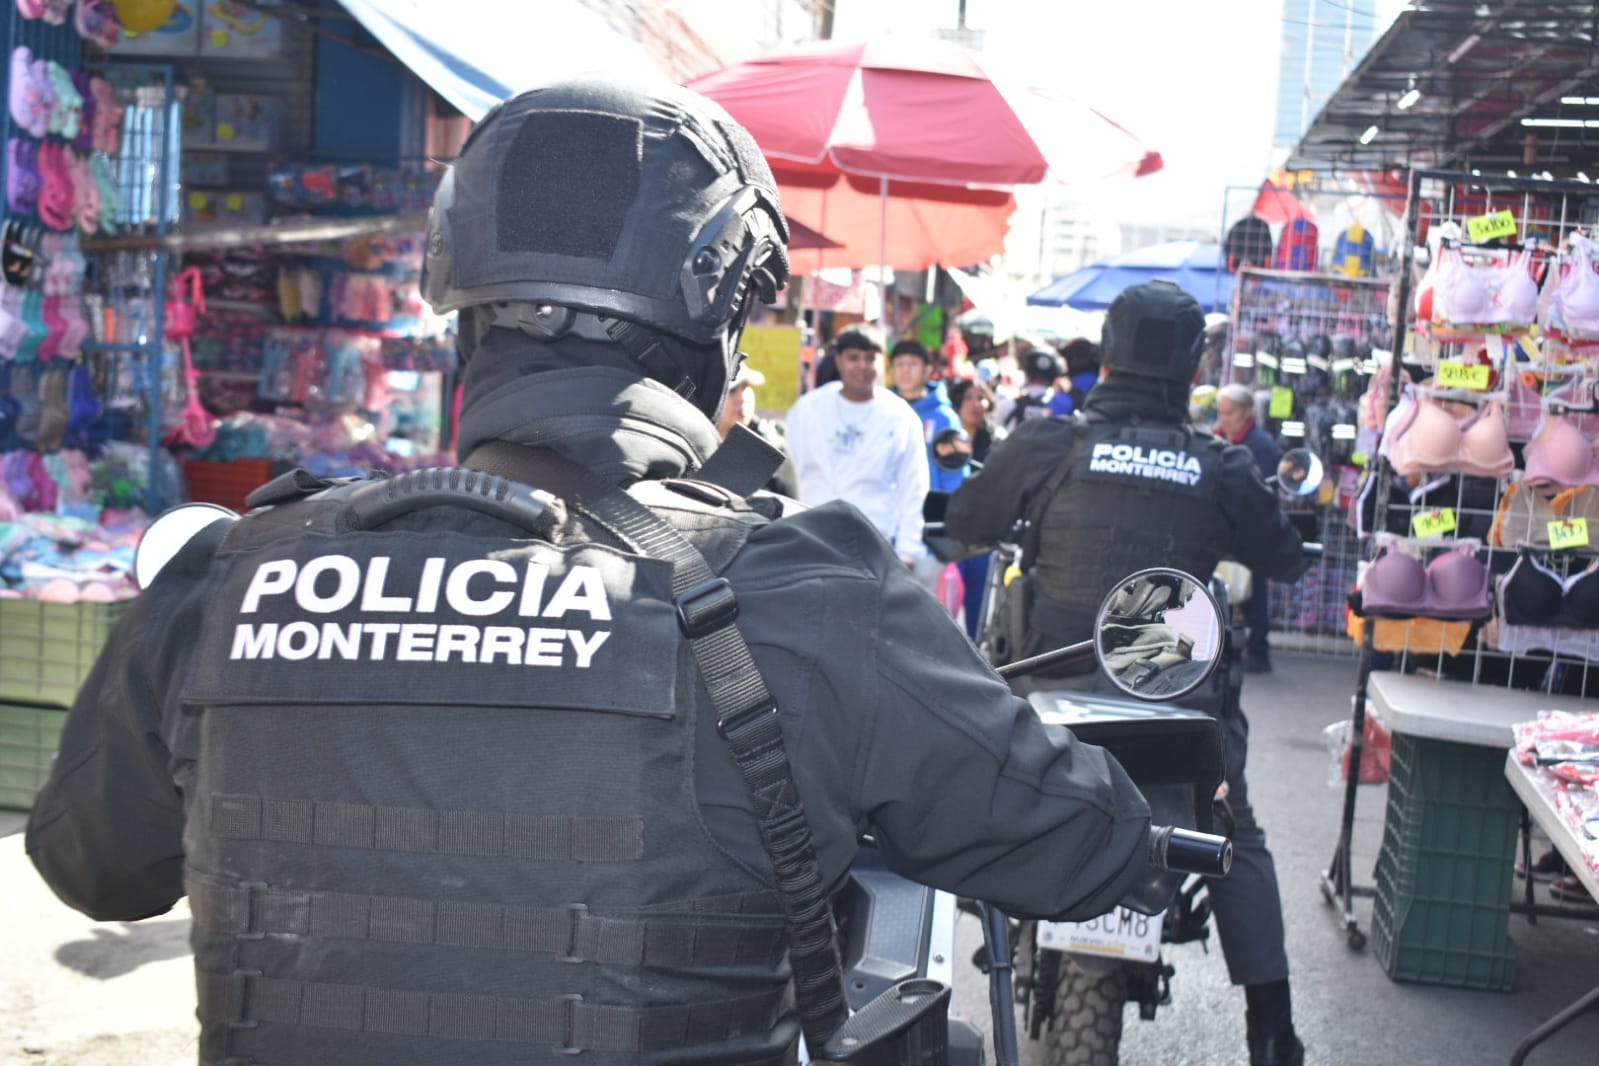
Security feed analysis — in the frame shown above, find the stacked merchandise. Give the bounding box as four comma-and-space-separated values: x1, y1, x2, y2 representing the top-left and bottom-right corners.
174, 229, 455, 501
1513, 711, 1599, 882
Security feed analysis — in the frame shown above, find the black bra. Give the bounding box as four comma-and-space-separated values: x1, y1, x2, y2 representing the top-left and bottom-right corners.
1501, 553, 1599, 628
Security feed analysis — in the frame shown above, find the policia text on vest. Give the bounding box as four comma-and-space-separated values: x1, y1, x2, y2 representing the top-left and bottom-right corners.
231, 554, 612, 667
187, 536, 680, 713
1087, 441, 1204, 488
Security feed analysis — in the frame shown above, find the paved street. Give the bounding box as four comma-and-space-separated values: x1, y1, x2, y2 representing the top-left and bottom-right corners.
5, 653, 1599, 1064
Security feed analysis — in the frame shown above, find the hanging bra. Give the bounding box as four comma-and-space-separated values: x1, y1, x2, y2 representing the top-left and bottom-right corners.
1491, 483, 1599, 547
1387, 394, 1515, 479
1552, 239, 1599, 339
1500, 553, 1599, 628
1523, 414, 1599, 489
1360, 548, 1493, 620
1434, 244, 1539, 328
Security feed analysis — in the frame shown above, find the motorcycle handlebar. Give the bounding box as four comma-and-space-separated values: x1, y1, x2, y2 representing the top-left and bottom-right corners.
1149, 825, 1232, 878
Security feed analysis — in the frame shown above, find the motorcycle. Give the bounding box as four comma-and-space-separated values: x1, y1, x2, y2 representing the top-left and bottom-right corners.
920, 443, 1327, 1066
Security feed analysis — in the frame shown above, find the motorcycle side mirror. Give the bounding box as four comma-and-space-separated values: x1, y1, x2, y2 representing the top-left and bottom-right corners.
1273, 447, 1324, 498
134, 502, 238, 590
930, 427, 973, 472
1094, 568, 1225, 702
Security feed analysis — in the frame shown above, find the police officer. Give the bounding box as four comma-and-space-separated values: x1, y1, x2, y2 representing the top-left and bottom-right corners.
946, 280, 1308, 1066
26, 78, 1159, 1066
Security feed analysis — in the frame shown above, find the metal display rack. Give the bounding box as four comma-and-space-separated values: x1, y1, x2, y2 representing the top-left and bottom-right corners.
1322, 168, 1599, 948
1225, 267, 1394, 656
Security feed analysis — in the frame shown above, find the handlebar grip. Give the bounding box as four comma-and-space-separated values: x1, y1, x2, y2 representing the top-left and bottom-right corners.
1149, 825, 1233, 878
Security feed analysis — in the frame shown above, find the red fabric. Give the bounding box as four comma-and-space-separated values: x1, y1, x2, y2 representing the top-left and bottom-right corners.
689, 38, 1159, 269
1251, 180, 1308, 225
688, 37, 1159, 187
774, 166, 1016, 271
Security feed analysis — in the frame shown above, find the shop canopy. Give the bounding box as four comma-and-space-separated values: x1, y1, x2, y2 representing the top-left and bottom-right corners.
334, 0, 665, 120
1289, 1, 1599, 175
1027, 241, 1233, 314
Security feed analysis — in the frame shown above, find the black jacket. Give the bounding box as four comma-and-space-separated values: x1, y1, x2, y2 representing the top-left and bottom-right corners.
946, 375, 1306, 593
27, 343, 1153, 1058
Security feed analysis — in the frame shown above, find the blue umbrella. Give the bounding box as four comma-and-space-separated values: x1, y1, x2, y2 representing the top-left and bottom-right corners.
1027, 240, 1234, 312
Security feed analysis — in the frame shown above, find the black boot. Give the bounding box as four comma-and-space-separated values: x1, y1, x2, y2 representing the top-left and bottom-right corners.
1248, 1031, 1304, 1066
1245, 979, 1302, 1065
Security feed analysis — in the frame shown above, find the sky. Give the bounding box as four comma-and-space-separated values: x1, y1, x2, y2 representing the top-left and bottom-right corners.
832, 0, 1412, 233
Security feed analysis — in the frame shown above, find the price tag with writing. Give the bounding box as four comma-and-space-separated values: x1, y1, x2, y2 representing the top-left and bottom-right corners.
1412, 508, 1457, 538
1549, 518, 1591, 550
1269, 387, 1295, 419
1436, 360, 1491, 390
1465, 209, 1517, 243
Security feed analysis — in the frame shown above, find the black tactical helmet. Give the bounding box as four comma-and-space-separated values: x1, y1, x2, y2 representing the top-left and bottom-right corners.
1100, 280, 1207, 384
421, 76, 790, 414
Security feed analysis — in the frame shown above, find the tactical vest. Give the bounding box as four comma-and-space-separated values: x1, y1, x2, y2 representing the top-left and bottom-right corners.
176, 472, 797, 1066
1023, 418, 1231, 657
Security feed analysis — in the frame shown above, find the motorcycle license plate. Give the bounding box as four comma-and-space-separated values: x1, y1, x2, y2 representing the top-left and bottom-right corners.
1037, 907, 1163, 963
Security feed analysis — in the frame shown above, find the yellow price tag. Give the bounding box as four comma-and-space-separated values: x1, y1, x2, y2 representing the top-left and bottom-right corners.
1412, 508, 1457, 538
1269, 387, 1295, 419
225, 193, 243, 210
216, 121, 236, 141
187, 191, 208, 209
212, 29, 230, 46
1549, 518, 1591, 550
1466, 209, 1517, 243
1436, 359, 1491, 390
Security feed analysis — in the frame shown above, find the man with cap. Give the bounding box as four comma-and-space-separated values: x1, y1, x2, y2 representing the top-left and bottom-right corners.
785, 325, 932, 574
717, 361, 799, 497
947, 280, 1309, 1066
996, 344, 1074, 430
27, 76, 1162, 1066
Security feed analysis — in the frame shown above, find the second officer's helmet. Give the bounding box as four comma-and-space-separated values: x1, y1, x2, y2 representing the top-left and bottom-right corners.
1099, 280, 1207, 385
421, 76, 790, 417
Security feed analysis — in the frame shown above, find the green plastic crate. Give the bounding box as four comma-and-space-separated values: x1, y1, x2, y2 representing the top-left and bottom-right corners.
1370, 732, 1518, 990
0, 702, 66, 811
0, 599, 128, 708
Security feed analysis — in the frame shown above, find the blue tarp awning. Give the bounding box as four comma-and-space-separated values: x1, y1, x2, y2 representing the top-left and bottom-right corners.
336, 0, 657, 121
1027, 240, 1234, 313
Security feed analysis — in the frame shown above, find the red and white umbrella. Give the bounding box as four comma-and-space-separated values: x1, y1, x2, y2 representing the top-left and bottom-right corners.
690, 37, 1161, 271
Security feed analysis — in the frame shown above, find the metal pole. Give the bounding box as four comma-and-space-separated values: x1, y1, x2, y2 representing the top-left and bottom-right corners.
979, 904, 1020, 1066
879, 176, 890, 330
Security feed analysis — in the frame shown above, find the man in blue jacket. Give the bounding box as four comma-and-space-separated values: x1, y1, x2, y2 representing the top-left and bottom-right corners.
889, 338, 964, 491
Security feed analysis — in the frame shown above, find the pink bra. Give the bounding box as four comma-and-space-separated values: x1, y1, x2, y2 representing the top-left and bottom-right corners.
1434, 245, 1539, 327
1524, 415, 1599, 489
1361, 548, 1492, 620
1388, 395, 1515, 479
1552, 240, 1599, 338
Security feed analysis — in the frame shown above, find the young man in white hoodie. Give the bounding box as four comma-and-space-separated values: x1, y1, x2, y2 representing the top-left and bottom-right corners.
785, 326, 931, 573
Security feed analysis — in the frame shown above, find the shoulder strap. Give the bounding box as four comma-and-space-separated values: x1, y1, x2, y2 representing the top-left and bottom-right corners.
1020, 415, 1092, 569
694, 421, 785, 496
464, 441, 850, 1048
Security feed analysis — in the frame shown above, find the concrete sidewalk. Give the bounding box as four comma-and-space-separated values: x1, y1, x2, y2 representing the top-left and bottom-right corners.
4, 654, 1599, 1064
0, 820, 197, 1065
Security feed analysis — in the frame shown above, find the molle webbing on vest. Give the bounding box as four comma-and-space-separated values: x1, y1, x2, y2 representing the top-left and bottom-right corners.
186, 877, 786, 968
196, 971, 792, 1053
206, 793, 643, 862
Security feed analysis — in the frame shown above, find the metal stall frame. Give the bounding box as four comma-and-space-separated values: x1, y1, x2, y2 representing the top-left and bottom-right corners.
1321, 166, 1599, 948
